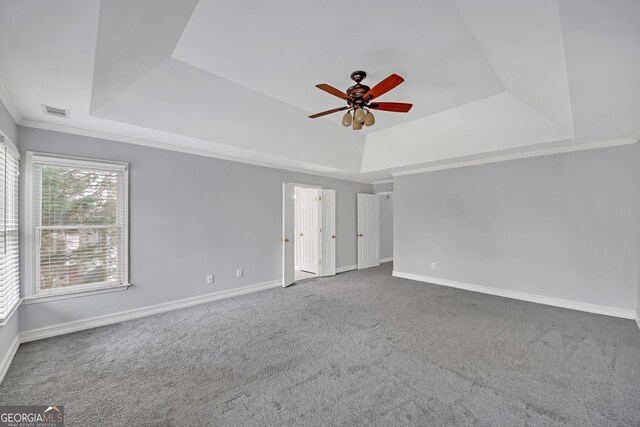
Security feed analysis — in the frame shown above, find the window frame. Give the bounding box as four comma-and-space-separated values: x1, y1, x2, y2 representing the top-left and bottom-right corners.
0, 135, 20, 325
24, 151, 130, 302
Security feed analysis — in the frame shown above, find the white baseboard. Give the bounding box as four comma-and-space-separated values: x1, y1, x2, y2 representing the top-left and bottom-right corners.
337, 261, 392, 272
0, 334, 20, 385
636, 314, 640, 331
392, 271, 636, 319
336, 264, 357, 273
20, 279, 281, 343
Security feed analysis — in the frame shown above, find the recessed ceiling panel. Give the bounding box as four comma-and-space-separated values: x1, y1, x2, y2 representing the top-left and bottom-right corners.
172, 0, 503, 132
361, 92, 573, 173
558, 0, 640, 142
90, 0, 199, 112
92, 58, 365, 173
453, 0, 574, 134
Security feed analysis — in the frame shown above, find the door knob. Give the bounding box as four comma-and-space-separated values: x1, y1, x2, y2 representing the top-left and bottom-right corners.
357, 233, 363, 237
299, 233, 304, 237
332, 235, 336, 239
281, 238, 290, 243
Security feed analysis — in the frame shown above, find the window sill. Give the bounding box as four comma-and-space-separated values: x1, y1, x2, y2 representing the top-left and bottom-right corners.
22, 283, 132, 305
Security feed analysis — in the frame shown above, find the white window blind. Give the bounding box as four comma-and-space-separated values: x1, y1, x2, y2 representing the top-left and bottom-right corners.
0, 140, 20, 321
29, 154, 128, 296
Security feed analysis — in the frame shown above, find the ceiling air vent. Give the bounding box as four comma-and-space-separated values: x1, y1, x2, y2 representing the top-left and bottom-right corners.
42, 105, 70, 119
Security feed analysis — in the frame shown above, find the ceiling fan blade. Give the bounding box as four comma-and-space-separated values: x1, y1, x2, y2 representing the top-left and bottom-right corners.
308, 106, 349, 119
316, 84, 353, 101
368, 102, 413, 113
364, 74, 405, 100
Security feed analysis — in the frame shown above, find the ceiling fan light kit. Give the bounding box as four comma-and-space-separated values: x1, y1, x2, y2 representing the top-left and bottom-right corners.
364, 111, 375, 126
309, 70, 413, 130
341, 112, 352, 126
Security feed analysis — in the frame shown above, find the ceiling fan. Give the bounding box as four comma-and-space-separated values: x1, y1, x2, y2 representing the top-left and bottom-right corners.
308, 70, 413, 130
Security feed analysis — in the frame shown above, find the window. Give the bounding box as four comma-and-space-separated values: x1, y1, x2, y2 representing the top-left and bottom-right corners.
0, 138, 19, 322
26, 153, 128, 299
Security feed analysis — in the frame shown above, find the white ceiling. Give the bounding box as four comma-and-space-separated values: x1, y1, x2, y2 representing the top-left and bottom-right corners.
0, 0, 638, 182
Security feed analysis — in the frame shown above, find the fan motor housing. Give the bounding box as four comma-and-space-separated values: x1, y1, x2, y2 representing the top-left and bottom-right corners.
347, 70, 370, 105
347, 84, 371, 101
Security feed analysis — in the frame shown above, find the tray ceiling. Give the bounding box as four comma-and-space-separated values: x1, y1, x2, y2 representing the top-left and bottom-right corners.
0, 0, 638, 181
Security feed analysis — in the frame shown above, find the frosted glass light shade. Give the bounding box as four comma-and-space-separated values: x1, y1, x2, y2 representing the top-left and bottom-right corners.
353, 118, 363, 130
354, 108, 366, 123
364, 111, 375, 126
342, 112, 353, 126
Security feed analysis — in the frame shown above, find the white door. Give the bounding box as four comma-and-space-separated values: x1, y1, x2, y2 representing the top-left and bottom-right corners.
282, 183, 295, 287
299, 188, 319, 274
321, 189, 336, 276
357, 193, 380, 269
293, 187, 306, 271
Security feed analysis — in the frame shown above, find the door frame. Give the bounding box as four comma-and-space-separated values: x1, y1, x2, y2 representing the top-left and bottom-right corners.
284, 182, 335, 284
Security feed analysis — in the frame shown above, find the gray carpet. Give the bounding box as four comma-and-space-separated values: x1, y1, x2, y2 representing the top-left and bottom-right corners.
1, 263, 639, 426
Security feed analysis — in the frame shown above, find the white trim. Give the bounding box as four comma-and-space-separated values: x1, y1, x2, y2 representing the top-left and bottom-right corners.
289, 182, 322, 189
20, 120, 375, 184
376, 191, 393, 196
336, 264, 357, 273
0, 334, 20, 384
30, 152, 127, 172
24, 151, 130, 298
392, 271, 637, 319
391, 137, 637, 177
20, 279, 281, 343
0, 70, 23, 123
380, 257, 394, 263
24, 152, 34, 297
22, 283, 130, 305
373, 178, 393, 184
0, 134, 19, 159
635, 313, 640, 331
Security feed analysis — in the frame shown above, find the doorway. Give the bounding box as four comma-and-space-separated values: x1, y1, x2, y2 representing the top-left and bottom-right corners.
357, 193, 380, 269
295, 186, 320, 281
282, 183, 336, 287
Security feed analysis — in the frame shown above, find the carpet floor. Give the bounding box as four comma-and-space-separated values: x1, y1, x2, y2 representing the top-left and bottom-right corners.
1, 263, 639, 426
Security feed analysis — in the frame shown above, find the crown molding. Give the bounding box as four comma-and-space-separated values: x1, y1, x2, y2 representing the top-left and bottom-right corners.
19, 119, 639, 185
372, 178, 394, 184
0, 71, 23, 124
391, 137, 638, 177
19, 119, 375, 184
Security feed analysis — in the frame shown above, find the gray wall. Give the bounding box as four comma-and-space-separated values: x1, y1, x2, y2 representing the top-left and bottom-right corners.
395, 143, 640, 311
373, 181, 393, 193
18, 126, 372, 331
0, 314, 18, 372
0, 96, 19, 373
379, 194, 393, 260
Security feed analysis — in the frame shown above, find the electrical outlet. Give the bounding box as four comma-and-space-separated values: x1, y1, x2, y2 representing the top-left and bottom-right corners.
236, 269, 243, 278
430, 262, 436, 270
206, 274, 214, 284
